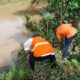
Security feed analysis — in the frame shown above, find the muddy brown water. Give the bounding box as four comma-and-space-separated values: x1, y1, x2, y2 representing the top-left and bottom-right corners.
0, 0, 47, 68
0, 0, 31, 68
0, 17, 28, 68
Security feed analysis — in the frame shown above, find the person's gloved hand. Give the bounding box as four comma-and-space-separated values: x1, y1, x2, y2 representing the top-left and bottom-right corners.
26, 50, 33, 54
58, 41, 62, 47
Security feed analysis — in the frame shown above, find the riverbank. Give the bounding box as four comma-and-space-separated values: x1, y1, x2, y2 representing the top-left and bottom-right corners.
0, 0, 31, 67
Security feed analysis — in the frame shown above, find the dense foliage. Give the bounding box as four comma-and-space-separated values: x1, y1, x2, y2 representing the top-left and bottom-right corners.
0, 50, 78, 80
0, 0, 80, 80
0, 49, 80, 80
29, 0, 80, 51
25, 0, 80, 79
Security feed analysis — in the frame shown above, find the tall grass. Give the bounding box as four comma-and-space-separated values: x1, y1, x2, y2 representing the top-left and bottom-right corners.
0, 49, 80, 80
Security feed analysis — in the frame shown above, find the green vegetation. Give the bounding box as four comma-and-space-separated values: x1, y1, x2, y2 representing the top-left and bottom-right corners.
0, 49, 31, 80
0, 0, 80, 80
0, 49, 80, 80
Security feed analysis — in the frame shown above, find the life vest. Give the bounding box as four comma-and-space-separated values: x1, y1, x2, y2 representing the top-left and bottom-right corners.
31, 37, 56, 57
56, 24, 77, 41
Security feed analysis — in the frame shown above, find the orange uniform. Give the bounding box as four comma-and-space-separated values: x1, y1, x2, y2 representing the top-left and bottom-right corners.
31, 37, 56, 57
56, 24, 77, 41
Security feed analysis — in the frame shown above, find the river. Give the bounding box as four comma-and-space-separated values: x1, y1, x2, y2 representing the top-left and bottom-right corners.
0, 17, 27, 67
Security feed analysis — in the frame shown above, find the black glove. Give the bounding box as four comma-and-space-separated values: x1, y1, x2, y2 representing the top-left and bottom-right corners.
26, 50, 33, 55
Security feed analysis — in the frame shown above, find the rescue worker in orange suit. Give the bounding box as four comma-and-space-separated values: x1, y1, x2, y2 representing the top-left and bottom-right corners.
53, 24, 77, 60
24, 34, 57, 71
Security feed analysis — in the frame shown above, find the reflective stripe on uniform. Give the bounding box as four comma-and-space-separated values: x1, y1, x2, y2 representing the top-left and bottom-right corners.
41, 52, 55, 57
32, 42, 49, 51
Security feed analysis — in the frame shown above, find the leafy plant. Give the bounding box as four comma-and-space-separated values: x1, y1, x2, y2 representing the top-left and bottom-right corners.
0, 0, 80, 80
